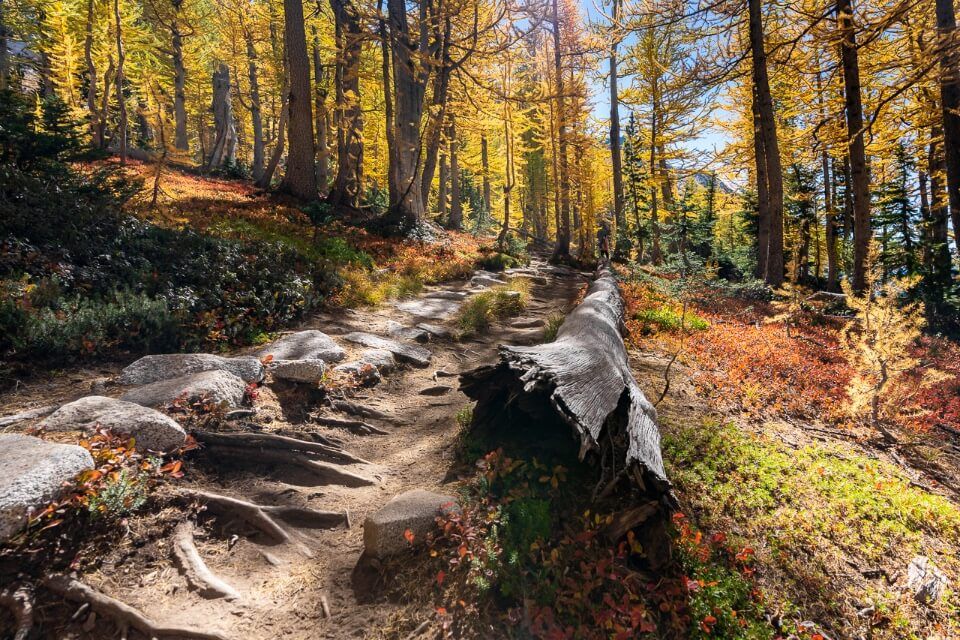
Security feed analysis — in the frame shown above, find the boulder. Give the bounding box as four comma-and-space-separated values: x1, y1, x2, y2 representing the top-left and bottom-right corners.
0, 434, 94, 541
342, 333, 432, 367
119, 354, 264, 385
121, 370, 247, 409
470, 275, 506, 288
268, 359, 327, 383
333, 361, 382, 387
258, 331, 346, 363
363, 489, 459, 558
415, 323, 452, 339
387, 321, 430, 344
359, 349, 397, 374
40, 396, 186, 452
907, 556, 949, 604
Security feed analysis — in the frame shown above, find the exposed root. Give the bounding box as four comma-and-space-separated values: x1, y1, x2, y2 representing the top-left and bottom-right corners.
192, 429, 369, 464
42, 574, 228, 640
202, 444, 376, 486
179, 489, 348, 557
0, 583, 34, 640
172, 521, 241, 601
312, 415, 389, 436
331, 399, 392, 421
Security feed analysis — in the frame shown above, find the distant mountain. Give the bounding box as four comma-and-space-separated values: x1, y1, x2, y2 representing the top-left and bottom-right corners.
687, 172, 738, 195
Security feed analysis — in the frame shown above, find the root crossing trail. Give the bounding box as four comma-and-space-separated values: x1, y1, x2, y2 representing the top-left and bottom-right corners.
1, 258, 586, 639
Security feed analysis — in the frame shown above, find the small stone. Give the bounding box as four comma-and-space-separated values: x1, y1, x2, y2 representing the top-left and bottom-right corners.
363, 489, 459, 558
0, 434, 95, 541
40, 396, 186, 452
419, 385, 453, 396
258, 330, 346, 363
119, 354, 264, 385
268, 359, 327, 383
907, 556, 948, 604
121, 370, 247, 409
470, 275, 506, 288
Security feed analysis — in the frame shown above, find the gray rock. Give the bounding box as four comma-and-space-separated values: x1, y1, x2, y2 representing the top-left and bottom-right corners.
258, 331, 346, 363
119, 354, 264, 385
0, 434, 94, 541
424, 290, 468, 301
121, 370, 247, 409
387, 321, 430, 344
268, 359, 327, 383
510, 318, 545, 329
363, 489, 459, 558
470, 275, 506, 288
419, 385, 453, 396
415, 323, 452, 339
359, 349, 397, 374
40, 396, 186, 452
342, 333, 432, 367
907, 556, 949, 604
333, 361, 382, 387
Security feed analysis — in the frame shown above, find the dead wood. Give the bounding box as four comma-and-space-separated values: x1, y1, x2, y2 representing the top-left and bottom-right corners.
313, 415, 389, 435
172, 521, 241, 601
192, 429, 369, 464
460, 267, 672, 501
603, 501, 660, 542
0, 583, 33, 640
42, 574, 228, 640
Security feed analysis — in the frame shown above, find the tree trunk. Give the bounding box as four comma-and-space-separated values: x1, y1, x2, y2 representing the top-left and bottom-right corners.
936, 0, 960, 253
280, 0, 317, 200
206, 63, 238, 170
447, 115, 462, 230
437, 151, 448, 220
838, 0, 871, 291
609, 0, 625, 258
418, 15, 452, 210
113, 0, 127, 164
481, 133, 492, 221
550, 0, 571, 262
83, 0, 100, 146
498, 75, 515, 247
748, 0, 783, 286
171, 1, 188, 151
385, 0, 427, 227
311, 27, 329, 193
256, 92, 287, 189
331, 0, 363, 207
0, 0, 8, 91
928, 132, 953, 289
247, 32, 265, 181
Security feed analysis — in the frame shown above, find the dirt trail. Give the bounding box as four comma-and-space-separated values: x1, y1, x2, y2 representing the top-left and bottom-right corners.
1, 258, 586, 639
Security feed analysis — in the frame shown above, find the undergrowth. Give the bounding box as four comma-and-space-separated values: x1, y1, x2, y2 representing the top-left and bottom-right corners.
456, 278, 531, 336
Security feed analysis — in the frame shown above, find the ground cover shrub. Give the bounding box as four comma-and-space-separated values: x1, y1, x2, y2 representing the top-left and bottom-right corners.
456, 279, 530, 335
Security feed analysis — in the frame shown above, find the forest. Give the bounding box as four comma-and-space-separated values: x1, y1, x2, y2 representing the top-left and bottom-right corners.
1, 0, 960, 636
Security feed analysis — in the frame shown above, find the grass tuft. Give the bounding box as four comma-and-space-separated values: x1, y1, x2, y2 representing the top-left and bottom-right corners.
457, 278, 530, 336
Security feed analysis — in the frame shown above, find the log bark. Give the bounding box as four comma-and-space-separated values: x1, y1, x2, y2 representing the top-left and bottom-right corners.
460, 268, 672, 498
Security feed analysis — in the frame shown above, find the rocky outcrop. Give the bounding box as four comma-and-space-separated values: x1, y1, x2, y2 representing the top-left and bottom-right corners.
258, 331, 346, 363
119, 354, 264, 385
40, 396, 187, 452
0, 434, 94, 541
268, 359, 327, 383
121, 370, 247, 410
342, 333, 432, 367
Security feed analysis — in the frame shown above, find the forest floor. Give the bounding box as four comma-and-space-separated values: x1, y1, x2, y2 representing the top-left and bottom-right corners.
0, 254, 587, 639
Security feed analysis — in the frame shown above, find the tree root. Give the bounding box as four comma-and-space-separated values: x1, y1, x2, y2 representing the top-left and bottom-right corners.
331, 400, 392, 421
312, 415, 389, 435
200, 443, 376, 487
172, 521, 241, 601
42, 574, 228, 640
192, 429, 369, 465
0, 583, 33, 640
179, 490, 348, 557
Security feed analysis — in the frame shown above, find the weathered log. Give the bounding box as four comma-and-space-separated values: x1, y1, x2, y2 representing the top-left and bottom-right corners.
460, 267, 673, 501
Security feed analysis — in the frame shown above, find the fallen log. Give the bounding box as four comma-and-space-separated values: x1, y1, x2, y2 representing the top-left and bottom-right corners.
460, 267, 674, 564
